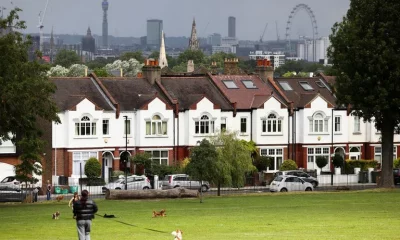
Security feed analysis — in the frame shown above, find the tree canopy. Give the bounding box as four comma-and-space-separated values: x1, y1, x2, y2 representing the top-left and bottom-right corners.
120, 51, 144, 63
328, 0, 400, 187
53, 49, 81, 68
0, 8, 60, 184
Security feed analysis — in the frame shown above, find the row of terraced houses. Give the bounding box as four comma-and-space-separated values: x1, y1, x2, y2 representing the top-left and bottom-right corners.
1, 59, 399, 186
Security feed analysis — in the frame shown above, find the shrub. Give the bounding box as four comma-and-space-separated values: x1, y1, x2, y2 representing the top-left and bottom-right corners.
332, 154, 344, 168
316, 156, 328, 171
394, 158, 400, 168
279, 159, 298, 171
253, 156, 272, 172
84, 157, 101, 179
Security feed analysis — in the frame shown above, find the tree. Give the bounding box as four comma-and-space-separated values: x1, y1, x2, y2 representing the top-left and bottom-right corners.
210, 131, 256, 195
53, 49, 81, 68
316, 156, 328, 173
86, 58, 114, 70
0, 8, 60, 184
328, 0, 400, 187
105, 59, 144, 77
130, 152, 152, 175
177, 49, 205, 66
186, 139, 218, 202
120, 51, 144, 63
148, 51, 159, 59
279, 159, 298, 171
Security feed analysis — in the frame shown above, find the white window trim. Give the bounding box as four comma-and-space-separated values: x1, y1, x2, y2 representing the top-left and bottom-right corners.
73, 115, 99, 138
353, 116, 361, 134
261, 112, 284, 136
103, 119, 110, 136
193, 114, 217, 136
308, 112, 331, 134
260, 148, 283, 172
123, 118, 132, 138
144, 114, 169, 137
334, 115, 341, 133
240, 117, 248, 135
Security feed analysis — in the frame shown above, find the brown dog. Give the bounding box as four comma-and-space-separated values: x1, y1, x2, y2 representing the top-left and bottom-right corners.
152, 209, 166, 217
56, 195, 64, 202
52, 211, 60, 219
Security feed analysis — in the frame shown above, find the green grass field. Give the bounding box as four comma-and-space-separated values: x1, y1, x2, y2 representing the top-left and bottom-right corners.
1, 189, 400, 240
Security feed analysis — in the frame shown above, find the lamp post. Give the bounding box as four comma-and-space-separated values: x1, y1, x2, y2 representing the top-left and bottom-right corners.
124, 116, 128, 190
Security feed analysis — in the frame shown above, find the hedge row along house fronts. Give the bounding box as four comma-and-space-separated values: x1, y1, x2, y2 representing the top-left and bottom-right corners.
1, 58, 399, 186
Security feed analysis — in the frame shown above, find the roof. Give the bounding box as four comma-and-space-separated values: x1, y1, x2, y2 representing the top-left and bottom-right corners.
319, 73, 336, 87
274, 77, 337, 108
209, 75, 286, 109
161, 77, 233, 110
52, 77, 114, 111
98, 78, 171, 111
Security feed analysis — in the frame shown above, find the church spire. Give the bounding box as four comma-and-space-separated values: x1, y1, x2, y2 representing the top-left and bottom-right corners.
159, 30, 168, 69
188, 18, 199, 50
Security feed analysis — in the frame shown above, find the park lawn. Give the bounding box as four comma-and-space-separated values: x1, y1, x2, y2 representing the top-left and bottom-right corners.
0, 189, 400, 240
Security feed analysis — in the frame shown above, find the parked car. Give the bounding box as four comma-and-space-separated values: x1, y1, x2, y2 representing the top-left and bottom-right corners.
270, 175, 313, 192
0, 176, 21, 192
275, 170, 319, 188
162, 174, 210, 192
102, 175, 151, 192
393, 168, 400, 184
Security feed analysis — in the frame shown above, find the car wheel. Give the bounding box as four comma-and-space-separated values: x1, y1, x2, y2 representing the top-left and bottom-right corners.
305, 187, 313, 191
280, 188, 288, 192
143, 186, 150, 190
312, 181, 318, 188
200, 185, 208, 192
115, 187, 121, 190
174, 185, 180, 188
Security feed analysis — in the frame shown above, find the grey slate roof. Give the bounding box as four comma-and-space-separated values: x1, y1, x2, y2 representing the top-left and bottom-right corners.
52, 77, 114, 111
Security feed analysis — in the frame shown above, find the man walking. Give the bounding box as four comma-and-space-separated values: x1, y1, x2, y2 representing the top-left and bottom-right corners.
46, 180, 52, 201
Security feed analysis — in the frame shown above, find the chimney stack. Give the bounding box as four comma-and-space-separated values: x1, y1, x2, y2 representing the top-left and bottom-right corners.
142, 58, 161, 84
187, 60, 194, 73
255, 58, 274, 83
223, 58, 240, 75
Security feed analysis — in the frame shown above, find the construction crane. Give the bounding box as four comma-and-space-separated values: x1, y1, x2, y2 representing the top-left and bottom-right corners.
38, 0, 50, 52
259, 23, 268, 43
275, 21, 280, 42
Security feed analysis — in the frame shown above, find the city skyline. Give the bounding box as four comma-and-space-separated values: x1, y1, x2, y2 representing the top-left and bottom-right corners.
2, 0, 350, 41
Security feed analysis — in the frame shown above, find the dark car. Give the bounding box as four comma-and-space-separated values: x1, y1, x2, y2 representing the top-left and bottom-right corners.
275, 170, 319, 188
394, 169, 400, 184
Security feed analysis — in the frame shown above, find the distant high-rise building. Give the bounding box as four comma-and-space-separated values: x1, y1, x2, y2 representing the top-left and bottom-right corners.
228, 16, 236, 38
147, 19, 163, 47
207, 33, 222, 46
102, 0, 109, 48
82, 27, 96, 53
188, 18, 199, 50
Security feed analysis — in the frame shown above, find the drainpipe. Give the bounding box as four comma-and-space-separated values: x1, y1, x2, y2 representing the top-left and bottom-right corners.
250, 110, 253, 141
54, 122, 57, 177
287, 110, 290, 159
294, 109, 297, 162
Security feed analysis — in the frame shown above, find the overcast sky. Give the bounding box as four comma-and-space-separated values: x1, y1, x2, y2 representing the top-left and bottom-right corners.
2, 0, 350, 40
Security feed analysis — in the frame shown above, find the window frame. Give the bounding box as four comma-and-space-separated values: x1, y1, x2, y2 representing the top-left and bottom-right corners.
354, 116, 361, 133
240, 117, 247, 134
72, 151, 98, 176
144, 150, 169, 165
145, 114, 168, 136
102, 119, 109, 135
194, 114, 215, 135
260, 148, 283, 171
334, 116, 341, 133
308, 112, 329, 134
222, 80, 239, 89
75, 116, 97, 136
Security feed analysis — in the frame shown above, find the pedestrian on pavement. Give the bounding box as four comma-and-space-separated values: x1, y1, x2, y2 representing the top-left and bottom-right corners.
46, 180, 52, 200
73, 190, 98, 240
32, 187, 39, 202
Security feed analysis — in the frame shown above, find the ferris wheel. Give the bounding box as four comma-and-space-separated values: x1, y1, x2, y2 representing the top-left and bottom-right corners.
285, 4, 319, 61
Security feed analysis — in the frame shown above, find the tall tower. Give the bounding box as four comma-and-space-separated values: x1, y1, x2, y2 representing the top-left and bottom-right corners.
228, 16, 236, 38
102, 0, 109, 48
188, 18, 199, 51
146, 19, 163, 47
159, 31, 168, 69
50, 27, 54, 63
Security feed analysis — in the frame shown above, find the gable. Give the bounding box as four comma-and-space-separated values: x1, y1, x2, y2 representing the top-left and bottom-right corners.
75, 98, 102, 112
263, 96, 287, 109
190, 96, 220, 110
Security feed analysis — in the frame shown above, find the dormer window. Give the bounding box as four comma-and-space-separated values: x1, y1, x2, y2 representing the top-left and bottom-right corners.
279, 81, 293, 91
75, 116, 96, 136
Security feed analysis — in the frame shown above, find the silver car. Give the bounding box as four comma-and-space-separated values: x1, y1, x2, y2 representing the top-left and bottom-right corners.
0, 176, 21, 192
270, 175, 313, 192
162, 174, 210, 192
275, 170, 319, 188
102, 175, 151, 192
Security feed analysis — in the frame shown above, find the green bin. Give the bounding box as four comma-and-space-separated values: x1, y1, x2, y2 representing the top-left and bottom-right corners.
70, 186, 78, 193
54, 186, 61, 194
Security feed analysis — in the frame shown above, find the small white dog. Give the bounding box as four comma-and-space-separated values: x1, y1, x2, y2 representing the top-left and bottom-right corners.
171, 229, 183, 240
